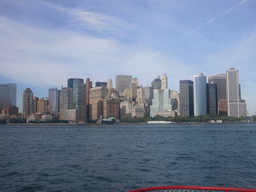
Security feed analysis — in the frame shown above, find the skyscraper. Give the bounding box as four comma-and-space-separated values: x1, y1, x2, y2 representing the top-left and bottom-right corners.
226, 68, 246, 117
0, 83, 17, 111
68, 78, 84, 120
85, 78, 93, 119
23, 88, 33, 118
193, 73, 207, 116
150, 89, 173, 117
161, 73, 168, 90
207, 83, 218, 115
151, 76, 161, 89
179, 80, 194, 117
49, 88, 59, 116
115, 75, 132, 94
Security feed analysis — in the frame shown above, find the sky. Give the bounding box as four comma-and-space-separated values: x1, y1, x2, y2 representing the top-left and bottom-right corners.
0, 0, 255, 115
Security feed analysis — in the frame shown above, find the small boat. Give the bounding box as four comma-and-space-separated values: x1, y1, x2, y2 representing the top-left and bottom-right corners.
127, 186, 256, 192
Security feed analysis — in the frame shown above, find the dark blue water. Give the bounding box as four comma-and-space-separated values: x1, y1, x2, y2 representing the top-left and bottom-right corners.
1, 123, 256, 192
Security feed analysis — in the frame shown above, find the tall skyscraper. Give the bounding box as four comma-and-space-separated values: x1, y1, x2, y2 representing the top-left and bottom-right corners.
226, 68, 246, 117
179, 80, 194, 117
23, 88, 33, 118
130, 72, 139, 100
207, 83, 218, 115
193, 73, 207, 116
49, 88, 59, 116
0, 83, 17, 111
115, 75, 132, 94
85, 78, 93, 119
68, 78, 84, 120
151, 76, 161, 89
161, 73, 168, 90
208, 74, 226, 100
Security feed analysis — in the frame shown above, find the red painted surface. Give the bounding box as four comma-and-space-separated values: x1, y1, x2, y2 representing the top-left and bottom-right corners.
127, 186, 256, 192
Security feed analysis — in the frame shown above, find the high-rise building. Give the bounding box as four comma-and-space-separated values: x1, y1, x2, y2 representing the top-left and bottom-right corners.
207, 83, 218, 115
49, 88, 59, 116
193, 73, 207, 116
89, 86, 108, 120
226, 68, 247, 117
37, 98, 48, 113
60, 87, 73, 111
23, 88, 33, 118
161, 73, 168, 90
130, 72, 139, 100
115, 75, 132, 94
208, 74, 226, 100
150, 89, 173, 117
0, 83, 16, 111
68, 78, 84, 120
85, 78, 93, 119
179, 80, 194, 117
151, 76, 161, 89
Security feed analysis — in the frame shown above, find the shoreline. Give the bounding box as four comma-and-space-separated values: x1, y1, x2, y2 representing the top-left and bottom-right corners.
2, 121, 256, 126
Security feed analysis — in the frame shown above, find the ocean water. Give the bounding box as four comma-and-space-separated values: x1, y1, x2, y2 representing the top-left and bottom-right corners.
1, 123, 256, 192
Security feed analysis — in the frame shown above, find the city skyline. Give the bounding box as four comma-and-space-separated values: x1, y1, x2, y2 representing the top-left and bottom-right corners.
0, 1, 255, 114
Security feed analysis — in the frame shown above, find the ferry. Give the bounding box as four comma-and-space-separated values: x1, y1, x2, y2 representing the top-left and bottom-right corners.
127, 186, 256, 192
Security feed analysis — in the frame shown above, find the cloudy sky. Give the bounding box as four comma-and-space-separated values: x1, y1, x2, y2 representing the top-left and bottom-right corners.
0, 0, 255, 114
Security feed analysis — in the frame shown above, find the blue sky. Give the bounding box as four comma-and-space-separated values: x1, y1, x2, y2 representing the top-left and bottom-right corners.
0, 0, 255, 115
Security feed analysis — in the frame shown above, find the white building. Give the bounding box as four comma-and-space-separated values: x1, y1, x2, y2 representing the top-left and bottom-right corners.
226, 68, 247, 117
150, 89, 173, 117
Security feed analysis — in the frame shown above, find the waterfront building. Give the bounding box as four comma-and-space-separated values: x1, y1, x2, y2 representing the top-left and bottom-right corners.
48, 88, 60, 116
89, 86, 108, 120
179, 80, 194, 117
218, 99, 227, 116
207, 83, 218, 115
151, 76, 161, 89
161, 73, 168, 90
150, 89, 173, 117
120, 101, 144, 118
23, 88, 33, 118
68, 78, 84, 120
115, 75, 132, 94
193, 73, 207, 116
170, 90, 180, 116
0, 83, 16, 111
60, 87, 73, 111
37, 98, 48, 113
226, 68, 247, 117
103, 98, 120, 120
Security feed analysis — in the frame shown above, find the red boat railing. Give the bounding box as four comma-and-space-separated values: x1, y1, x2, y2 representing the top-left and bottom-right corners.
127, 186, 256, 192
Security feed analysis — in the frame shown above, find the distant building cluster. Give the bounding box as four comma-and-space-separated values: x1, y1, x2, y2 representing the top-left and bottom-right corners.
0, 68, 249, 122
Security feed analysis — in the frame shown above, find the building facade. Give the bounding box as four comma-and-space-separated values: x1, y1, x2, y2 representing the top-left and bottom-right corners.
150, 89, 172, 117
0, 83, 16, 111
23, 88, 33, 118
115, 75, 132, 94
207, 83, 218, 115
49, 88, 60, 116
193, 73, 207, 116
179, 80, 194, 117
151, 76, 161, 89
226, 68, 246, 117
161, 73, 168, 90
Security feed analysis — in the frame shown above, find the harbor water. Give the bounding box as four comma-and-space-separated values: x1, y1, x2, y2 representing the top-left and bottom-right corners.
1, 123, 256, 191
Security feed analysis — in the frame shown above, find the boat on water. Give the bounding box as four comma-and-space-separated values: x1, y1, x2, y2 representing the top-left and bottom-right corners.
127, 186, 256, 192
